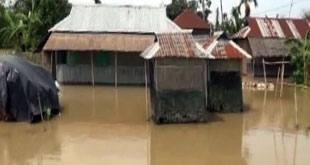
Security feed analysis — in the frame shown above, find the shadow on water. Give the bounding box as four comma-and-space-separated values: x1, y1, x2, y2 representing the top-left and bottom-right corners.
0, 85, 310, 164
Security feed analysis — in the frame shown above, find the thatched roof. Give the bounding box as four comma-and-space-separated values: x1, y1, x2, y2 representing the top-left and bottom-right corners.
248, 38, 289, 58
43, 33, 155, 52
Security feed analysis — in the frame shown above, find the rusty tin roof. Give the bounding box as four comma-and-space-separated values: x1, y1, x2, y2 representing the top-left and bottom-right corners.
203, 32, 251, 60
174, 9, 210, 30
141, 32, 212, 59
234, 17, 310, 39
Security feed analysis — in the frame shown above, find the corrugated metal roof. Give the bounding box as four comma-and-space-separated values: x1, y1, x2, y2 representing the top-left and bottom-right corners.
50, 5, 181, 33
174, 9, 210, 30
234, 17, 310, 39
203, 33, 251, 59
233, 26, 251, 39
141, 32, 212, 59
43, 33, 155, 52
248, 38, 290, 58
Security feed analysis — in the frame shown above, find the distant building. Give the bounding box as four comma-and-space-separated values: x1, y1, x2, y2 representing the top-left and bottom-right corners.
174, 9, 211, 44
42, 5, 181, 85
234, 17, 310, 77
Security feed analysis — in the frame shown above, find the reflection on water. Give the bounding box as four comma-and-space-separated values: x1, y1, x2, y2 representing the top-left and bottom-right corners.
0, 85, 310, 164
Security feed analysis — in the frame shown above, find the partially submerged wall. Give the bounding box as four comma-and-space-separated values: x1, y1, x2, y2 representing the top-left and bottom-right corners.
55, 52, 146, 85
150, 59, 208, 124
253, 57, 292, 77
208, 60, 243, 113
57, 65, 145, 85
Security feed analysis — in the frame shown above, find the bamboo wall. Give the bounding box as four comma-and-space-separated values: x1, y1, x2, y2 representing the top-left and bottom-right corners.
150, 59, 208, 124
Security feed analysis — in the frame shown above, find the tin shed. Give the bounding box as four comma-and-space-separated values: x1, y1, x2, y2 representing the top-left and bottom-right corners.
141, 32, 212, 124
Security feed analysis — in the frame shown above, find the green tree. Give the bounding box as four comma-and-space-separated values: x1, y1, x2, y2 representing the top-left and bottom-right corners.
167, 0, 212, 21
94, 0, 101, 4
238, 0, 258, 18
216, 6, 245, 36
222, 7, 245, 35
215, 7, 220, 31
166, 0, 188, 20
188, 0, 198, 12
199, 0, 212, 21
0, 0, 42, 51
0, 0, 71, 51
303, 10, 310, 19
286, 32, 310, 85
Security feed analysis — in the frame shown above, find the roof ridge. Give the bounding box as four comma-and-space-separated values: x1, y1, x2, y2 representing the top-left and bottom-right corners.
248, 16, 308, 21
72, 4, 165, 9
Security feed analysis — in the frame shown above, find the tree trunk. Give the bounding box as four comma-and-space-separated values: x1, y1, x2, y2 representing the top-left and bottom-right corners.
202, 0, 206, 21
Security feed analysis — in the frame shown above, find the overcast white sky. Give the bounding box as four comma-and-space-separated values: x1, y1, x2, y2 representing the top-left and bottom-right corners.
68, 0, 310, 23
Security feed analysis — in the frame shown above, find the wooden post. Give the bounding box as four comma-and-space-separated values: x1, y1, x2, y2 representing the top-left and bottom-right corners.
263, 58, 267, 85
50, 52, 53, 73
204, 60, 208, 109
91, 52, 95, 87
280, 63, 285, 98
145, 60, 149, 121
277, 67, 281, 85
253, 59, 255, 77
294, 83, 298, 128
40, 52, 43, 66
55, 51, 58, 81
154, 59, 158, 90
115, 53, 118, 87
37, 91, 44, 122
275, 66, 281, 97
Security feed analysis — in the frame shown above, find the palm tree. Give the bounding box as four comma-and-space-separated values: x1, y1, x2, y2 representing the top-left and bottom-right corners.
286, 32, 310, 85
238, 0, 258, 18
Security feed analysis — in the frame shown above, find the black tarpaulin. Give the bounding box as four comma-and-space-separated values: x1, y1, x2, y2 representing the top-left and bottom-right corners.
0, 55, 59, 122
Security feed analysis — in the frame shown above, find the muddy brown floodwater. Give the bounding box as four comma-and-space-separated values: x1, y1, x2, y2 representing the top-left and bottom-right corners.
0, 85, 310, 165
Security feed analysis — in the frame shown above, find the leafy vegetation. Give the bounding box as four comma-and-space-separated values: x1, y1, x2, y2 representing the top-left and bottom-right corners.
286, 32, 310, 85
303, 10, 310, 19
218, 0, 258, 36
94, 0, 101, 4
166, 0, 212, 21
238, 0, 258, 17
221, 7, 245, 35
0, 0, 71, 52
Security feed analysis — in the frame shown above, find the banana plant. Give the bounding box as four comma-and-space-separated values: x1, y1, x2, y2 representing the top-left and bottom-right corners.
0, 0, 42, 51
286, 32, 310, 85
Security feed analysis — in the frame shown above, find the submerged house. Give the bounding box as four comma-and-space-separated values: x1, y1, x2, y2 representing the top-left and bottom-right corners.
42, 5, 181, 85
204, 32, 252, 112
141, 32, 212, 124
174, 9, 211, 44
234, 17, 310, 77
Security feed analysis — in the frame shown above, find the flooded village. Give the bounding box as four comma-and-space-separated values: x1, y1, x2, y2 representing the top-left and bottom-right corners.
1, 0, 310, 164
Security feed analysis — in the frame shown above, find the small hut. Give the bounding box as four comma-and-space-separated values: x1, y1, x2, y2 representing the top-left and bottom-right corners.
234, 17, 310, 77
42, 5, 181, 85
174, 9, 211, 44
204, 32, 252, 112
141, 32, 212, 124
